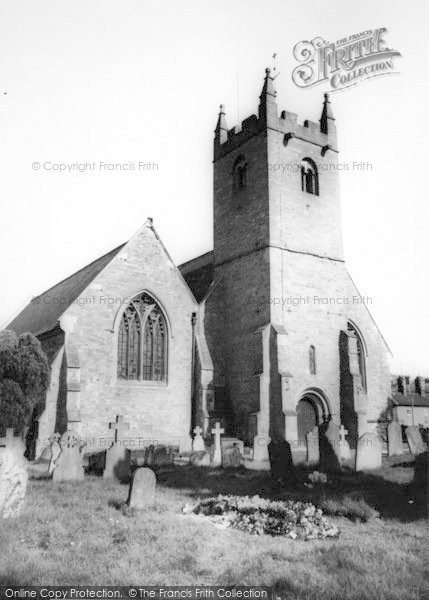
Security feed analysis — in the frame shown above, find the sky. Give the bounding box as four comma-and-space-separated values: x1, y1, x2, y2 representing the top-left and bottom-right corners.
0, 0, 428, 376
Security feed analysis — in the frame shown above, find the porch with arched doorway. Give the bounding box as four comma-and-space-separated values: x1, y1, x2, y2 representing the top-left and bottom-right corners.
295, 389, 330, 463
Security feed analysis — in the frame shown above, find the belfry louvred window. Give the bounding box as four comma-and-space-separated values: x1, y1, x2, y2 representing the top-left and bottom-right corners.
117, 292, 167, 381
232, 155, 248, 192
301, 158, 319, 196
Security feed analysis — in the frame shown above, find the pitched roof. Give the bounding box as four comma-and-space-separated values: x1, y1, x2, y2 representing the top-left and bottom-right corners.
7, 244, 125, 336
392, 393, 429, 408
179, 251, 214, 303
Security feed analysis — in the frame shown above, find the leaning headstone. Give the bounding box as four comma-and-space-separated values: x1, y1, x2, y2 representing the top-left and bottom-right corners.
127, 467, 156, 509
222, 446, 242, 468
0, 448, 28, 519
192, 426, 206, 452
355, 433, 382, 471
388, 421, 403, 457
103, 415, 131, 482
53, 431, 85, 482
406, 426, 427, 455
306, 427, 319, 464
211, 422, 224, 466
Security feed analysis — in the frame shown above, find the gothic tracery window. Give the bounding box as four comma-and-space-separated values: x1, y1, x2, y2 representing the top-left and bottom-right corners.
347, 322, 367, 393
232, 155, 248, 192
117, 292, 167, 381
301, 158, 319, 196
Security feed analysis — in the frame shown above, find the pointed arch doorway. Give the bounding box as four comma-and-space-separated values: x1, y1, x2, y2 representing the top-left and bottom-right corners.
296, 390, 330, 444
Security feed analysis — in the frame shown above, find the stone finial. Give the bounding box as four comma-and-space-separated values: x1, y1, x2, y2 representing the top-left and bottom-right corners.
214, 104, 228, 145
145, 217, 153, 227
320, 92, 335, 134
258, 68, 277, 125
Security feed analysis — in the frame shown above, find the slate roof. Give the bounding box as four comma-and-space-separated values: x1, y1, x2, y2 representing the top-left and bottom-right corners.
392, 394, 429, 408
179, 251, 214, 303
7, 244, 125, 336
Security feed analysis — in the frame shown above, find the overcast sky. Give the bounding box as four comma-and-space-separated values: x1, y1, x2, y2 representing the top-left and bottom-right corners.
1, 0, 428, 376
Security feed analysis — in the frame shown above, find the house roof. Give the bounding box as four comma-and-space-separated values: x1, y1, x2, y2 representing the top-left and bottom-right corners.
7, 244, 125, 336
179, 251, 214, 303
392, 393, 429, 408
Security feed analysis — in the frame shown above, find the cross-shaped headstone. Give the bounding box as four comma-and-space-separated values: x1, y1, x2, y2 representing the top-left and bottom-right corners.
192, 425, 205, 452
109, 415, 130, 444
339, 424, 348, 444
211, 422, 224, 466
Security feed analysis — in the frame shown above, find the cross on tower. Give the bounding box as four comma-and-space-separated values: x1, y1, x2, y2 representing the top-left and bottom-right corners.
109, 415, 130, 444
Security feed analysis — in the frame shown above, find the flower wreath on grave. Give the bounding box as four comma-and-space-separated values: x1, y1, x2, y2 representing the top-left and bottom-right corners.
184, 494, 340, 540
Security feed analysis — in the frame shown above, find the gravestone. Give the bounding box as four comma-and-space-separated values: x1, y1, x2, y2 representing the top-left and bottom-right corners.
211, 422, 224, 466
48, 433, 62, 475
406, 426, 426, 455
221, 437, 244, 455
103, 415, 131, 482
306, 427, 319, 464
53, 431, 85, 482
127, 467, 156, 509
189, 451, 211, 466
222, 446, 242, 468
339, 425, 351, 462
319, 421, 341, 472
0, 448, 28, 519
1, 428, 27, 468
192, 426, 206, 452
144, 445, 155, 466
268, 440, 293, 480
355, 432, 382, 471
153, 445, 172, 466
388, 421, 403, 457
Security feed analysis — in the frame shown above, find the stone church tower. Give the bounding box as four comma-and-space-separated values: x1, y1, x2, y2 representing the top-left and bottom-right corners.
182, 68, 391, 465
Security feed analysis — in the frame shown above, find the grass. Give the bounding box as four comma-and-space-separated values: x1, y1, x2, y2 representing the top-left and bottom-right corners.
0, 454, 427, 599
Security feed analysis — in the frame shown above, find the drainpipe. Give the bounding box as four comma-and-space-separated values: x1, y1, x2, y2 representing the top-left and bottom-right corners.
190, 312, 197, 433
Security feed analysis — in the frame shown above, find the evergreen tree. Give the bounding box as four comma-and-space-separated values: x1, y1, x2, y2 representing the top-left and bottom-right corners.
0, 330, 50, 429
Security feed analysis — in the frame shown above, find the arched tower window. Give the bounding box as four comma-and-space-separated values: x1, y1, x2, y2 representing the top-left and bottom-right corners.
347, 322, 367, 393
232, 155, 248, 192
301, 158, 319, 196
309, 345, 316, 375
117, 292, 167, 381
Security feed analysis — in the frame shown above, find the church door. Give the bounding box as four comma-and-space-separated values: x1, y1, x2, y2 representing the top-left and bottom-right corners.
297, 397, 319, 444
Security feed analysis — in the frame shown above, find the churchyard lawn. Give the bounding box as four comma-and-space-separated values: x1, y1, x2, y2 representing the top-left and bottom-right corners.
0, 455, 427, 600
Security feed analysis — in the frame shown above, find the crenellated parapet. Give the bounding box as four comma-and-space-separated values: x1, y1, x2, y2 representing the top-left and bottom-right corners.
214, 69, 338, 161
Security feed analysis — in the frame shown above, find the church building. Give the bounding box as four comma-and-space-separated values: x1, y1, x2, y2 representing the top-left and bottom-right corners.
8, 69, 391, 465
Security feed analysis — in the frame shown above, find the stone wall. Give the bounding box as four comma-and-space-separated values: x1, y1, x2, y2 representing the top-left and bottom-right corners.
54, 222, 196, 453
